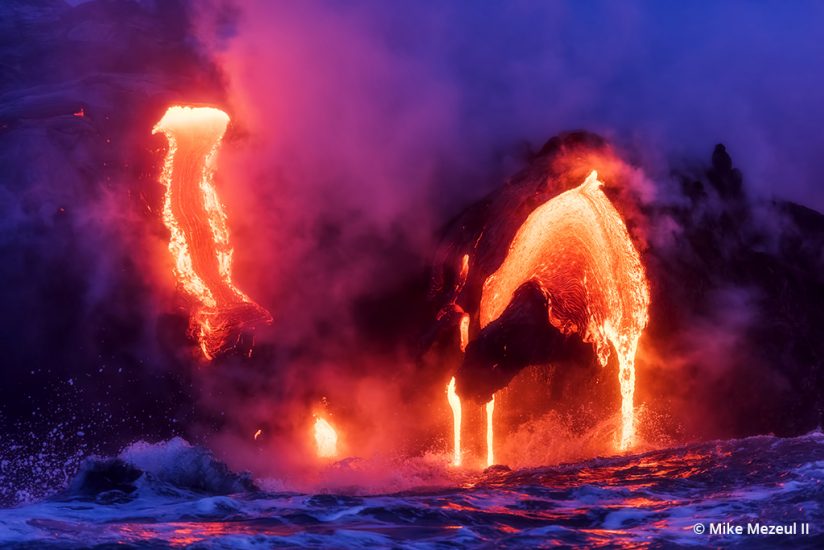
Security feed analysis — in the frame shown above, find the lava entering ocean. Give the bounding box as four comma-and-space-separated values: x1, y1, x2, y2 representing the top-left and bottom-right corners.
446, 377, 462, 466
480, 170, 650, 450
153, 106, 272, 359
443, 253, 499, 466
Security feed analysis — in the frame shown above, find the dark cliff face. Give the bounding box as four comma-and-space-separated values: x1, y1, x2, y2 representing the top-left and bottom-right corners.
644, 144, 824, 438
0, 0, 223, 460
425, 133, 824, 440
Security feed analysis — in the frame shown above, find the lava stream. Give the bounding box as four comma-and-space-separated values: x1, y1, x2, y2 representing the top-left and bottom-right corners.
486, 395, 495, 466
153, 106, 271, 359
314, 417, 338, 458
480, 170, 649, 450
459, 313, 470, 353
447, 377, 462, 466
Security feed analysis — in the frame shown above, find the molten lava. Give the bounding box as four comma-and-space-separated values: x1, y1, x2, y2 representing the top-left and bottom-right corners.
153, 106, 272, 359
447, 376, 495, 467
480, 170, 649, 450
447, 377, 462, 466
314, 417, 338, 458
459, 313, 470, 353
486, 396, 495, 466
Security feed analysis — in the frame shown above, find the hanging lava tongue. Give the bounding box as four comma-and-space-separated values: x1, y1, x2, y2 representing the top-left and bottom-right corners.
480, 170, 649, 450
153, 106, 272, 359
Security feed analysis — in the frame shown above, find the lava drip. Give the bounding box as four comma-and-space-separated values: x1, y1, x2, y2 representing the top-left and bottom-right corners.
153, 106, 272, 359
447, 377, 462, 466
485, 395, 495, 466
314, 417, 338, 458
480, 170, 649, 450
445, 252, 498, 467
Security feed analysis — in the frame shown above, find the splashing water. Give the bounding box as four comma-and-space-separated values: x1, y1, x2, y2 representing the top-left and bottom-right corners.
2, 433, 821, 547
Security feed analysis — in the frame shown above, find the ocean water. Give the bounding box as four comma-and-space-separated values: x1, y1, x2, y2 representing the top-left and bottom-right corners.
0, 433, 822, 548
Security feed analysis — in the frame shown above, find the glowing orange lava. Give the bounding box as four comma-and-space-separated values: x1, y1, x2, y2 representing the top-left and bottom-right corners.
314, 417, 338, 458
459, 253, 469, 288
153, 106, 271, 359
459, 313, 469, 353
447, 376, 462, 466
486, 395, 495, 466
480, 170, 649, 450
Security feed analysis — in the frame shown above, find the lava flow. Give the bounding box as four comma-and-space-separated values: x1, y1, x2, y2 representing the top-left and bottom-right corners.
153, 106, 272, 359
314, 417, 338, 458
480, 170, 650, 450
445, 254, 497, 467
485, 395, 495, 466
446, 375, 495, 467
452, 311, 487, 467
446, 377, 462, 466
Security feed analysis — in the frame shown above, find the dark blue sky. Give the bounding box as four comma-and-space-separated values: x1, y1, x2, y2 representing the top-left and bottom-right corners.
242, 0, 824, 208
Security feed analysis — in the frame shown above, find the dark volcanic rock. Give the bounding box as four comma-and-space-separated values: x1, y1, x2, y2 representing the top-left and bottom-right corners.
0, 0, 224, 500
65, 458, 141, 501
456, 281, 594, 402
645, 146, 824, 438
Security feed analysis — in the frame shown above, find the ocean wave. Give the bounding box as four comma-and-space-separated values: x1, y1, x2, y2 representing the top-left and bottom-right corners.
0, 432, 822, 547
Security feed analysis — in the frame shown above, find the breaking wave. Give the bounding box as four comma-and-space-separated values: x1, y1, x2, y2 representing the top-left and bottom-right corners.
1, 433, 822, 547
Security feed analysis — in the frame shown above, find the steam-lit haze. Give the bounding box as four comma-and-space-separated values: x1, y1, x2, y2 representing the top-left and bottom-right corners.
2, 0, 824, 501
189, 0, 824, 471
201, 1, 824, 211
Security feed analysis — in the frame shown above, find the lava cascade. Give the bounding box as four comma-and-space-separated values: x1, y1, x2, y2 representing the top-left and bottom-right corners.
480, 170, 649, 450
314, 417, 338, 458
485, 396, 495, 466
446, 377, 462, 466
153, 106, 272, 359
445, 254, 497, 467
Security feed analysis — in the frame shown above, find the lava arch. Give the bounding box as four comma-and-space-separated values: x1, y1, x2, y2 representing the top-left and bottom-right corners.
478, 170, 649, 449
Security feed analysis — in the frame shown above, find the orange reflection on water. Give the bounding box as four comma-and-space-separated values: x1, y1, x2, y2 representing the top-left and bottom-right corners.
114, 521, 300, 546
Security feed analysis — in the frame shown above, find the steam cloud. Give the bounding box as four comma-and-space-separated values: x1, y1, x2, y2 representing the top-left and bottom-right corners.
192, 0, 824, 462
2, 0, 823, 496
